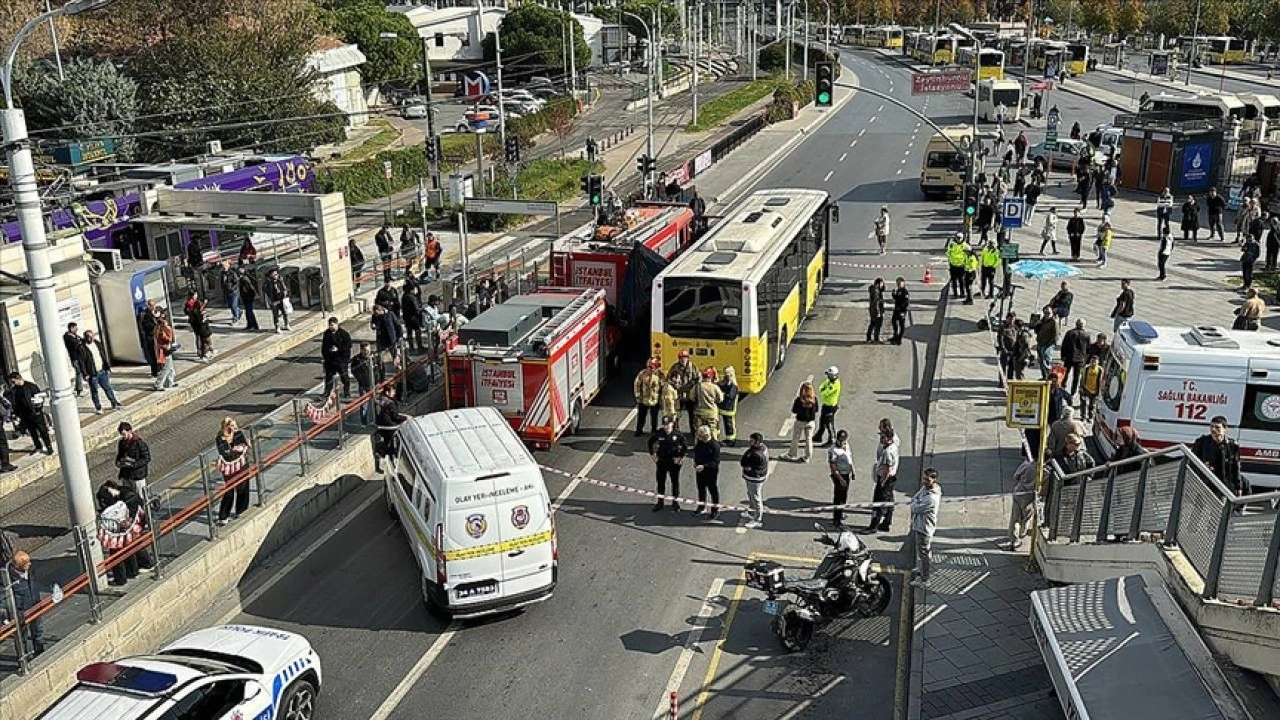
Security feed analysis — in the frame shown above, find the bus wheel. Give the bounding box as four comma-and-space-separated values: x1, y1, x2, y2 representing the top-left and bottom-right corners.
776, 330, 789, 369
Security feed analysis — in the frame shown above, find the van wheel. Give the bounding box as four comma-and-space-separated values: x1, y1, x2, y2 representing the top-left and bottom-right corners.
775, 330, 789, 370
421, 574, 451, 619
569, 399, 583, 435
280, 678, 317, 720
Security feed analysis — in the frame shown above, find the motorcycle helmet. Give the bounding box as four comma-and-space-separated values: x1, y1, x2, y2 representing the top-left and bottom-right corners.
825, 365, 839, 378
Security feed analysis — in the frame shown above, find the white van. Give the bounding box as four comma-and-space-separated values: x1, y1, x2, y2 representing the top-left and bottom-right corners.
1095, 321, 1280, 490
386, 407, 557, 618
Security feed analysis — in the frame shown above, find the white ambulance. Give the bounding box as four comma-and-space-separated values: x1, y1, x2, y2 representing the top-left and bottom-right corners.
1095, 321, 1280, 490
385, 406, 557, 619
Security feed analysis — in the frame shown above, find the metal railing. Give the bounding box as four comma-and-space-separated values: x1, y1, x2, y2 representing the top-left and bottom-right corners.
1047, 445, 1280, 607
354, 240, 547, 313
0, 351, 442, 677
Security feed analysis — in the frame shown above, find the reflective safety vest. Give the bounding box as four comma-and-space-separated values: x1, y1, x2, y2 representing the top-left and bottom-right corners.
946, 241, 967, 267
981, 246, 1001, 268
819, 378, 841, 407
964, 253, 979, 273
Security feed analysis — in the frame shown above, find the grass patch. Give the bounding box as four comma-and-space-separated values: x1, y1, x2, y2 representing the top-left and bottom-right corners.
686, 79, 779, 132
328, 118, 399, 165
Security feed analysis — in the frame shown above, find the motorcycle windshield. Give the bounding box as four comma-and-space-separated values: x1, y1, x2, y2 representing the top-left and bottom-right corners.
815, 554, 843, 580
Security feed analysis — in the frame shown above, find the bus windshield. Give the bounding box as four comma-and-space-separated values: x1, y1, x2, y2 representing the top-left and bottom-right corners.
662, 278, 742, 340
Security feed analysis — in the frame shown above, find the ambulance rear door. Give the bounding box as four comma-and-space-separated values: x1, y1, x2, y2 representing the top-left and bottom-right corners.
1239, 355, 1280, 491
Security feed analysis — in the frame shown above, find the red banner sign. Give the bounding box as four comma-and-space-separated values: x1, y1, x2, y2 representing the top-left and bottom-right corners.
911, 71, 972, 96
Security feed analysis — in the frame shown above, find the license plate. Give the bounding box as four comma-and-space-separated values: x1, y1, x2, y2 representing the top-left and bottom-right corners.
457, 582, 498, 599
763, 600, 780, 616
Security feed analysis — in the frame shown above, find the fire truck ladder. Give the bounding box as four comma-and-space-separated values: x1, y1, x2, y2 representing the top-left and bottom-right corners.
528, 291, 596, 349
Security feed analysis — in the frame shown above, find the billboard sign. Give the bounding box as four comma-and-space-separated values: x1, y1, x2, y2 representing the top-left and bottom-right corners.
1180, 141, 1214, 191
911, 70, 972, 95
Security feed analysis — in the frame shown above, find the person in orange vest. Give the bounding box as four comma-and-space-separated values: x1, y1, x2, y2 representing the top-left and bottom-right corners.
422, 232, 442, 281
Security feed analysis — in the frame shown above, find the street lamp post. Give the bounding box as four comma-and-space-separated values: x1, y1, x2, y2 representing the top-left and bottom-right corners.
1185, 0, 1202, 87
691, 0, 700, 126
1, 0, 116, 586
622, 10, 655, 197
802, 0, 810, 82
950, 23, 983, 244
821, 0, 831, 58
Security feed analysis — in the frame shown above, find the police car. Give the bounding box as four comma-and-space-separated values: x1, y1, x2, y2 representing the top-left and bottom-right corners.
38, 624, 321, 720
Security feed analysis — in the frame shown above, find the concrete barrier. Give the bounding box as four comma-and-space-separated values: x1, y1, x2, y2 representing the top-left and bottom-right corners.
0, 386, 442, 720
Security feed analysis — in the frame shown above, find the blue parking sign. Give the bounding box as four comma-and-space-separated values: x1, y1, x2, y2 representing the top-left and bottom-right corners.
1001, 198, 1025, 229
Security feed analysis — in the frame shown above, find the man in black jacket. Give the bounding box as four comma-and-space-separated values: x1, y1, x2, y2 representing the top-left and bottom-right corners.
375, 224, 394, 283
1066, 209, 1086, 261
137, 301, 160, 376
1059, 318, 1091, 397
238, 267, 261, 331
263, 267, 290, 333
374, 278, 401, 315
62, 322, 84, 396
321, 317, 353, 398
80, 330, 123, 412
1206, 187, 1227, 242
1191, 416, 1245, 495
648, 415, 687, 512
350, 342, 385, 426
8, 373, 51, 455
115, 421, 152, 496
3, 551, 44, 655
371, 304, 405, 368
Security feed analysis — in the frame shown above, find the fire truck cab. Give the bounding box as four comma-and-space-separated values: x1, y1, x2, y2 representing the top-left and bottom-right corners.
1095, 321, 1280, 491
445, 287, 608, 448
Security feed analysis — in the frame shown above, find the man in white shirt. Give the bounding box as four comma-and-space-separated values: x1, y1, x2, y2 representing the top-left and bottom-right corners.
827, 430, 855, 527
911, 469, 942, 587
868, 427, 900, 533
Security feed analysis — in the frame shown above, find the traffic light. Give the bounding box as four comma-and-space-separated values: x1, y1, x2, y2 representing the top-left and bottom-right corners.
587, 174, 604, 206
814, 61, 834, 108
637, 154, 656, 176
962, 184, 978, 218
503, 134, 520, 164
424, 135, 441, 169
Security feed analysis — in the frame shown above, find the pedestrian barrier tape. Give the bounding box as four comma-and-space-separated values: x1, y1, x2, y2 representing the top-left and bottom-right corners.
98, 508, 145, 551
538, 465, 966, 519
305, 390, 339, 422
830, 260, 943, 270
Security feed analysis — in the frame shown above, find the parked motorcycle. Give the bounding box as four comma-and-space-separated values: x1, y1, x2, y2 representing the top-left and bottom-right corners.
744, 523, 893, 652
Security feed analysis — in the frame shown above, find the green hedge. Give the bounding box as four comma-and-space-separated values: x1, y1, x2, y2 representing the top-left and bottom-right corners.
316, 96, 583, 206
417, 157, 601, 233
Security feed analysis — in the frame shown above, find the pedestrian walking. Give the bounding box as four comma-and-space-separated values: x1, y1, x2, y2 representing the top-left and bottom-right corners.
740, 432, 769, 528
890, 277, 909, 345
1234, 288, 1267, 331
348, 239, 366, 291
402, 284, 425, 353
1265, 215, 1280, 270
1049, 281, 1074, 328
866, 277, 886, 343
263, 268, 291, 333
1066, 208, 1086, 261
1024, 180, 1042, 220
1075, 170, 1091, 210
423, 233, 442, 281
1099, 179, 1115, 215
1191, 416, 1245, 495
962, 248, 979, 304
868, 425, 900, 532
1236, 197, 1259, 244
1014, 131, 1028, 163
717, 366, 739, 446
1079, 355, 1103, 420
1156, 227, 1174, 280
633, 357, 664, 436
1181, 195, 1200, 243
667, 350, 700, 432
1240, 235, 1261, 290
399, 225, 421, 277
373, 385, 409, 473
813, 366, 841, 447
350, 342, 383, 425
1007, 459, 1036, 550
826, 430, 855, 528
1206, 187, 1227, 242
1060, 319, 1090, 396
238, 236, 258, 265
692, 425, 721, 519
1110, 279, 1135, 333
0, 412, 14, 471
371, 304, 405, 369
152, 317, 178, 391
374, 278, 400, 315
62, 322, 84, 396
648, 414, 687, 511
321, 317, 353, 398
8, 373, 51, 455
979, 241, 1000, 299
873, 206, 891, 254
184, 290, 215, 360
79, 330, 122, 412
1033, 308, 1059, 379
214, 417, 251, 525
1095, 219, 1113, 267
785, 381, 818, 462
1047, 407, 1088, 457
221, 261, 242, 326
115, 421, 151, 497
238, 267, 260, 331
1155, 188, 1174, 237
910, 469, 941, 588
3, 551, 45, 656
375, 224, 394, 283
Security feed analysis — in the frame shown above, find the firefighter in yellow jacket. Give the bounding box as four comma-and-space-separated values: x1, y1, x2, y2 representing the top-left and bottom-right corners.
633, 357, 664, 436
694, 368, 724, 440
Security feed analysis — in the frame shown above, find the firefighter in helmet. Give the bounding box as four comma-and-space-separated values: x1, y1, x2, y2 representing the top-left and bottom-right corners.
694, 367, 724, 441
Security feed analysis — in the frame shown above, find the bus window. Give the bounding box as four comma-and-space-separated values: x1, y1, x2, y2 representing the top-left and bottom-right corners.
662, 279, 742, 340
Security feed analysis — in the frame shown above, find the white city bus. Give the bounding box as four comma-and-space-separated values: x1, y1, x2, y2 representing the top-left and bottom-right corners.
1140, 92, 1246, 123
977, 78, 1022, 122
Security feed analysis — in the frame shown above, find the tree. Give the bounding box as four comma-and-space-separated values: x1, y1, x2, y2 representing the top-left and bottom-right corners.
593, 0, 681, 41
1078, 0, 1117, 36
547, 100, 576, 157
124, 0, 345, 162
485, 4, 591, 76
1115, 0, 1147, 37
15, 57, 139, 160
324, 0, 424, 88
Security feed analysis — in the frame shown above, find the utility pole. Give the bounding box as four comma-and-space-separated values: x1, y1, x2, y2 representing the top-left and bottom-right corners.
567, 5, 578, 97
623, 10, 655, 196
43, 0, 64, 81
1021, 0, 1034, 105
822, 0, 830, 58
802, 0, 810, 82
784, 2, 792, 80
655, 7, 664, 89
750, 3, 758, 81
692, 1, 700, 126
1185, 0, 1202, 87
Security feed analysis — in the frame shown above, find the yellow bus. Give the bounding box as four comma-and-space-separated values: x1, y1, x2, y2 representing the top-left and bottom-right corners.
651, 189, 835, 394
958, 47, 1006, 80
842, 25, 868, 46
1065, 42, 1089, 75
1030, 39, 1067, 72
911, 34, 957, 65
867, 25, 904, 49
1179, 35, 1247, 64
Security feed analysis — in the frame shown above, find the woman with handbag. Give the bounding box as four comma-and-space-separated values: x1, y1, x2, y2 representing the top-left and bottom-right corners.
184, 290, 215, 360
784, 381, 818, 462
214, 417, 252, 525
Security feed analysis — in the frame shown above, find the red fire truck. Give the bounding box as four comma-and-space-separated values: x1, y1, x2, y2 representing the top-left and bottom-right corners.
549, 203, 699, 356
445, 287, 608, 448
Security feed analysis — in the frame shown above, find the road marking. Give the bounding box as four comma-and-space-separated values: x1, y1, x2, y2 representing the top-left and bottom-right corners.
368, 629, 458, 720
653, 578, 725, 720
878, 104, 885, 111
850, 140, 858, 148
780, 677, 845, 720
839, 152, 847, 162
903, 149, 911, 155
779, 418, 795, 439
858, 129, 866, 137
823, 170, 834, 182
900, 158, 907, 165
897, 169, 903, 175
690, 571, 748, 720
956, 570, 991, 595
869, 116, 877, 123
552, 409, 638, 511
914, 602, 949, 632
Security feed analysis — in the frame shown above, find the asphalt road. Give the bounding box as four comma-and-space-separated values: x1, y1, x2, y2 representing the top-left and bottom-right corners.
175, 50, 960, 720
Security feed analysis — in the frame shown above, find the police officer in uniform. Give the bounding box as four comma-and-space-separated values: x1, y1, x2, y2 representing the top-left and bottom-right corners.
648, 415, 688, 512
813, 366, 842, 447
945, 233, 968, 298
963, 248, 980, 304
979, 240, 1001, 299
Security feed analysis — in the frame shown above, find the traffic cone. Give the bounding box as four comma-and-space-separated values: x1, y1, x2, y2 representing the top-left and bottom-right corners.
923, 266, 933, 284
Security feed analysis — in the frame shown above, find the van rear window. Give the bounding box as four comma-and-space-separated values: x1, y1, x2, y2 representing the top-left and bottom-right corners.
1239, 385, 1280, 431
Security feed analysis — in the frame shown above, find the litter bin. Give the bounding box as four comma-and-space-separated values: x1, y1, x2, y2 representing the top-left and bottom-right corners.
279, 266, 302, 304
300, 267, 325, 309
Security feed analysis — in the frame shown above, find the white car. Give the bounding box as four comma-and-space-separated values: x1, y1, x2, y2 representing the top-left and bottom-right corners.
38, 625, 321, 720
401, 104, 430, 119
1026, 138, 1110, 171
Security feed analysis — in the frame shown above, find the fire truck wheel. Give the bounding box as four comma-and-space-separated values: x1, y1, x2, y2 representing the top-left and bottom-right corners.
569, 399, 584, 435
